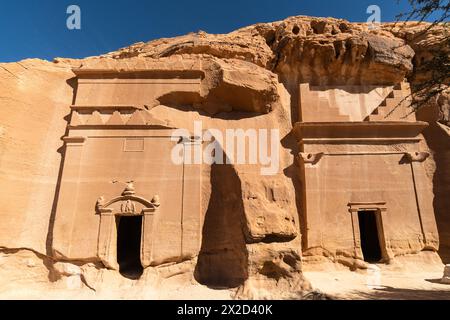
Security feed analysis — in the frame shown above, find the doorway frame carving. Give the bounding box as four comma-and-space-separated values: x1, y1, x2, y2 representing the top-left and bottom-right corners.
96, 186, 160, 270
348, 201, 392, 263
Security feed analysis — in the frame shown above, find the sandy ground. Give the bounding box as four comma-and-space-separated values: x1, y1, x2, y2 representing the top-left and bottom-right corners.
2, 272, 449, 300
0, 284, 234, 300
4, 267, 450, 300
305, 270, 450, 300
0, 271, 234, 300
1, 251, 449, 300
304, 253, 450, 300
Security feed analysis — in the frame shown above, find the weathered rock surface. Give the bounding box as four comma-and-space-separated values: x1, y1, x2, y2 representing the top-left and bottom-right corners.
0, 59, 74, 254
0, 15, 449, 299
104, 16, 415, 85
442, 264, 450, 284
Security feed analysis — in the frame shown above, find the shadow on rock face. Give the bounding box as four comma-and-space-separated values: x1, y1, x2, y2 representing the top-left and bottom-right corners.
194, 164, 249, 289
416, 103, 450, 264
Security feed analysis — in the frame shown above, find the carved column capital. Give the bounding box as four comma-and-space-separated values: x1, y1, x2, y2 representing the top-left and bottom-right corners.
405, 151, 430, 163
177, 135, 204, 145
62, 136, 86, 145
297, 152, 324, 165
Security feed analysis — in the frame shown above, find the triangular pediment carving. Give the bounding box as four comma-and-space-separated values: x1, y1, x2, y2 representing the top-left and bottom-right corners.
126, 111, 146, 125
86, 111, 104, 125
106, 111, 125, 125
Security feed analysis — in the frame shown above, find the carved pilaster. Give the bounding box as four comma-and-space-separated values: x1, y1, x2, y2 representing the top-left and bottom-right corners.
178, 136, 202, 260
52, 136, 86, 256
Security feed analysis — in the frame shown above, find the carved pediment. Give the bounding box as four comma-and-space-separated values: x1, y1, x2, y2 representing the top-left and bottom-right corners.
96, 182, 160, 215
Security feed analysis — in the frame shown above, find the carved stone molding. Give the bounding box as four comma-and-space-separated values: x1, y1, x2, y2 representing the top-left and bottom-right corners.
295, 151, 430, 167
348, 201, 387, 213
62, 136, 86, 145
69, 108, 172, 129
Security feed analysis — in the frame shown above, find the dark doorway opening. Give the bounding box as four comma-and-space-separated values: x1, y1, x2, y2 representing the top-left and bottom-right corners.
116, 215, 143, 279
358, 211, 382, 263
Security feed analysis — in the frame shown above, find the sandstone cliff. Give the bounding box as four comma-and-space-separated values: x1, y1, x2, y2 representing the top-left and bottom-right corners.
0, 16, 448, 299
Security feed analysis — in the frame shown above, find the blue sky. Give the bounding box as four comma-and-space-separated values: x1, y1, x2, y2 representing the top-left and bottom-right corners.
0, 0, 442, 62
